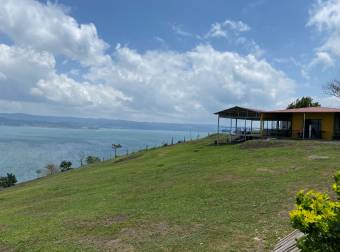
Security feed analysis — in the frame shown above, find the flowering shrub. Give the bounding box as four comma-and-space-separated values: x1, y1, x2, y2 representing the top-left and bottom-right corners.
289, 172, 340, 251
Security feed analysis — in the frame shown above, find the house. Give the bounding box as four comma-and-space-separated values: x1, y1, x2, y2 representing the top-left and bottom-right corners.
215, 106, 340, 141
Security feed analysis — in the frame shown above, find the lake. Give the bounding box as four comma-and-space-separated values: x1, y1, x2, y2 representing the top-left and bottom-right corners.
0, 126, 209, 182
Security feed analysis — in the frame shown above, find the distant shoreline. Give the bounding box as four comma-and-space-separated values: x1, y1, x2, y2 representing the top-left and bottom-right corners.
0, 124, 214, 134
0, 113, 215, 132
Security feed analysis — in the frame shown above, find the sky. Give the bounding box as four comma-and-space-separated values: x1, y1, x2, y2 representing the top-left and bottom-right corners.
1, 0, 340, 123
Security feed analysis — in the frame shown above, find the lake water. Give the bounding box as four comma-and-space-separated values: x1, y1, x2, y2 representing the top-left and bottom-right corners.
0, 126, 209, 182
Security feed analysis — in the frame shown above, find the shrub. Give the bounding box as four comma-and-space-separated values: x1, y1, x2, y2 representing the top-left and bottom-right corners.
333, 171, 340, 197
0, 173, 17, 188
44, 163, 60, 175
86, 155, 101, 165
60, 160, 72, 172
289, 172, 340, 251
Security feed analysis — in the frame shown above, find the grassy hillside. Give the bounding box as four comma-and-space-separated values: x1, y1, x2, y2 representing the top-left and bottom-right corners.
0, 136, 338, 251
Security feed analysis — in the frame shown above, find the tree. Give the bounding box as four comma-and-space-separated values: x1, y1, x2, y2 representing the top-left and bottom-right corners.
289, 172, 340, 251
287, 96, 321, 109
325, 80, 340, 98
59, 160, 72, 172
44, 163, 60, 175
6, 173, 17, 186
86, 155, 101, 165
0, 173, 17, 188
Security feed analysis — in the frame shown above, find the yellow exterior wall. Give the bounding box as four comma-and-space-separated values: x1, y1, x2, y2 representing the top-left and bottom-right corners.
291, 113, 334, 140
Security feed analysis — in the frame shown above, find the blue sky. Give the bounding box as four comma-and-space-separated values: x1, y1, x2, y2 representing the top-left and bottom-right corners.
1, 0, 340, 123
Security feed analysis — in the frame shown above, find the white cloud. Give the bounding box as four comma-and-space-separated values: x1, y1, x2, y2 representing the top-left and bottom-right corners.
0, 42, 296, 122
31, 73, 132, 107
0, 0, 110, 66
85, 44, 295, 122
204, 19, 263, 57
206, 19, 250, 39
308, 0, 340, 67
319, 95, 340, 107
171, 24, 195, 38
0, 44, 130, 112
310, 51, 334, 68
0, 44, 55, 101
0, 0, 296, 123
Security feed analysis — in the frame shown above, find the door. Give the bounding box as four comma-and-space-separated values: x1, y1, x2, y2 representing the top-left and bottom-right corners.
305, 119, 321, 139
335, 114, 340, 139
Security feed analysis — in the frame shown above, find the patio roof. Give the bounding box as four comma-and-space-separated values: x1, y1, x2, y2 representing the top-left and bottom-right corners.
214, 106, 263, 120
266, 107, 340, 113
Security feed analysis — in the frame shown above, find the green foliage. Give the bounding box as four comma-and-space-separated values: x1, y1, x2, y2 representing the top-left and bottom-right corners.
0, 173, 17, 188
59, 160, 72, 172
287, 96, 321, 109
332, 171, 340, 198
86, 155, 101, 164
290, 172, 340, 251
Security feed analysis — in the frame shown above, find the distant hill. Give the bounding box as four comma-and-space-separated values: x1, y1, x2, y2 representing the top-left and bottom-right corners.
0, 113, 215, 132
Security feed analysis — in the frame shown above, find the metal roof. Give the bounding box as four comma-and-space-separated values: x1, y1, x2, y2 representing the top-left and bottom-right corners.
214, 106, 263, 119
266, 107, 340, 113
215, 106, 340, 119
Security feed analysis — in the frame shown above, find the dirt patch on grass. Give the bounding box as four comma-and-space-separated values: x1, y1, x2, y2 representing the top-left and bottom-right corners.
240, 140, 292, 149
256, 166, 302, 176
150, 222, 170, 236
78, 222, 180, 251
277, 209, 290, 220
0, 224, 7, 232
105, 238, 135, 252
71, 214, 130, 229
0, 244, 14, 252
256, 168, 275, 174
79, 235, 135, 252
103, 214, 129, 226
308, 155, 329, 160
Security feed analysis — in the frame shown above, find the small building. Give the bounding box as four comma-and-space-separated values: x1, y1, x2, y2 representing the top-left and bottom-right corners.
215, 106, 340, 141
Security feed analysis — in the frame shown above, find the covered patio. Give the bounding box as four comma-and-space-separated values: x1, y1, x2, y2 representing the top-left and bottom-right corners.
214, 106, 263, 144
261, 112, 292, 138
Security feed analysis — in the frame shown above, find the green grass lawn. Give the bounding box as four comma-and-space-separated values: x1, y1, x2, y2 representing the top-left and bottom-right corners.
0, 136, 339, 251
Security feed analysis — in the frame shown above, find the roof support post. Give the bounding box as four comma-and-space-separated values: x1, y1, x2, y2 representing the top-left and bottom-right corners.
217, 115, 220, 144
236, 118, 238, 135
244, 119, 247, 140
250, 120, 253, 134
230, 118, 232, 134
303, 113, 305, 139
260, 118, 264, 136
